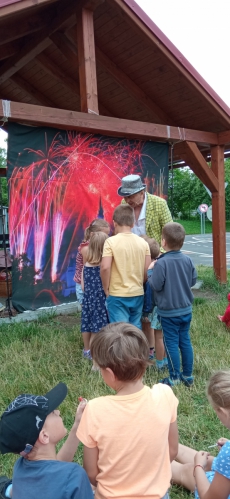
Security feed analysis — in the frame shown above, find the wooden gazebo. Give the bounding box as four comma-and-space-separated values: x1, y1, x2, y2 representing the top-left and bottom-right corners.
0, 0, 229, 281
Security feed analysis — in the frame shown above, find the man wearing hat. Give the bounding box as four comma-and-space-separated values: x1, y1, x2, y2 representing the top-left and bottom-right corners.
118, 174, 172, 244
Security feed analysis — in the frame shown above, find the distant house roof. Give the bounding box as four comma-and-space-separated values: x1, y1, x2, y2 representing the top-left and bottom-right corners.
0, 0, 229, 140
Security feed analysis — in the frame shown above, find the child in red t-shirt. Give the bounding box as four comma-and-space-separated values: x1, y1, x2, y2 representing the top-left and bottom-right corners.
218, 293, 230, 328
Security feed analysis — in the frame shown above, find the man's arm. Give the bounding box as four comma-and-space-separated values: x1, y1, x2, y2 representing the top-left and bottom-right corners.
160, 199, 173, 227
168, 420, 178, 462
100, 256, 112, 297
83, 446, 99, 486
57, 400, 87, 462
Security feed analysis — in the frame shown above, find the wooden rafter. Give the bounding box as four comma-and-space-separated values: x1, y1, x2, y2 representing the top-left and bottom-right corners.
0, 1, 78, 85
218, 130, 230, 146
174, 141, 219, 192
0, 8, 54, 45
0, 100, 219, 145
0, 40, 22, 61
0, 0, 57, 21
36, 53, 79, 96
95, 45, 174, 124
50, 32, 114, 117
10, 74, 56, 107
77, 8, 99, 114
49, 32, 78, 67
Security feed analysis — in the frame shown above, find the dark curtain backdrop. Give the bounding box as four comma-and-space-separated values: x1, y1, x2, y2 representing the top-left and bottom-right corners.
7, 122, 169, 311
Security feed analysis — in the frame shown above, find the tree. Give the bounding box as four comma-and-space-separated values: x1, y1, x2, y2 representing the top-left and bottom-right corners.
168, 159, 229, 219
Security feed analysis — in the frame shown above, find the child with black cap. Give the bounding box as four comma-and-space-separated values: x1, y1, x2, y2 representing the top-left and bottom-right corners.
0, 383, 93, 499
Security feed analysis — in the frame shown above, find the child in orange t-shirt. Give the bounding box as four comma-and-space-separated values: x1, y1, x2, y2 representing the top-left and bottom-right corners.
77, 322, 179, 499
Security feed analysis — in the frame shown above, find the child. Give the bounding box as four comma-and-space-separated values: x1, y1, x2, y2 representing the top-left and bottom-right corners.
100, 204, 151, 329
81, 232, 109, 364
149, 222, 197, 387
73, 219, 110, 305
0, 383, 93, 499
141, 236, 168, 369
171, 370, 230, 499
77, 322, 179, 499
218, 293, 230, 328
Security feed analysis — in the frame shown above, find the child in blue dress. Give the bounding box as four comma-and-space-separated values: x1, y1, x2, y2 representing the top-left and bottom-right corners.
171, 369, 230, 499
81, 232, 109, 367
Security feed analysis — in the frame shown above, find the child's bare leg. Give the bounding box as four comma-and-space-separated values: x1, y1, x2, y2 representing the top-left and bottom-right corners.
82, 332, 91, 351
154, 329, 164, 360
171, 461, 195, 492
176, 443, 214, 469
142, 320, 155, 347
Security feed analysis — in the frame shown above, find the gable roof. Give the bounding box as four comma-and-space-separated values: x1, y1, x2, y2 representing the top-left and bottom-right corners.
0, 0, 229, 138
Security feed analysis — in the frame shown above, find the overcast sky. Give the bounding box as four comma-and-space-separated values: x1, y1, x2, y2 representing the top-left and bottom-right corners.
1, 0, 229, 149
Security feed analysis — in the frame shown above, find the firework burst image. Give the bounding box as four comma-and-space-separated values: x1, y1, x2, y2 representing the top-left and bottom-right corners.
7, 123, 169, 311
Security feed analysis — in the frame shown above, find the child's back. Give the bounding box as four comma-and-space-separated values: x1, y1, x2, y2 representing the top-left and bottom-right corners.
104, 231, 150, 296
77, 323, 178, 499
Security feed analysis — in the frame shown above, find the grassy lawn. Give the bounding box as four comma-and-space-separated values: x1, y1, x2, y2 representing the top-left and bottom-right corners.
174, 219, 230, 234
0, 267, 230, 498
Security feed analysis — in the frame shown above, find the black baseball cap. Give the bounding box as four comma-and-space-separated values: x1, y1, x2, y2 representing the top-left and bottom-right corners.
0, 383, 67, 455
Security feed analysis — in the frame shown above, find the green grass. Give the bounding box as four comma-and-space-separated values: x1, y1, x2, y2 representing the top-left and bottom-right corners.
174, 219, 230, 234
0, 270, 230, 498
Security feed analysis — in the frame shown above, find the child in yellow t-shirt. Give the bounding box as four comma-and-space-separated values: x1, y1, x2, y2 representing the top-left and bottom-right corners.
100, 204, 151, 330
77, 322, 179, 499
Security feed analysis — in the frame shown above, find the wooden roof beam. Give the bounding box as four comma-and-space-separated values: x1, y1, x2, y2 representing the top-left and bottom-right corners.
95, 45, 174, 125
0, 40, 22, 61
0, 1, 78, 85
50, 32, 115, 117
10, 74, 57, 108
0, 0, 57, 21
77, 8, 99, 114
174, 141, 219, 192
218, 130, 230, 146
0, 100, 219, 146
36, 53, 111, 117
36, 53, 79, 96
0, 7, 54, 45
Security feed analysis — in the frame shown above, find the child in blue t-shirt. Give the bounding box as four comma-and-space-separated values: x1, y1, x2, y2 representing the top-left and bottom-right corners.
0, 384, 93, 499
171, 370, 230, 499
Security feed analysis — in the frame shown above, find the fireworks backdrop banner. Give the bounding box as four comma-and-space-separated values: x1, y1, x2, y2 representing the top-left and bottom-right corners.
7, 122, 169, 312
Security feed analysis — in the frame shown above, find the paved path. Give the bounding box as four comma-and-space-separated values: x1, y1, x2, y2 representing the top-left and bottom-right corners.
182, 232, 230, 269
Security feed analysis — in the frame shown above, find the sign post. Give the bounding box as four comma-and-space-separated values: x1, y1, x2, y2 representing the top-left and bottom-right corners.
198, 204, 208, 234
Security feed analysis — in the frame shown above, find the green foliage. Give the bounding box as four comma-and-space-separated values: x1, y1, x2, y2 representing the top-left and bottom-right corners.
168, 160, 230, 220
0, 147, 8, 206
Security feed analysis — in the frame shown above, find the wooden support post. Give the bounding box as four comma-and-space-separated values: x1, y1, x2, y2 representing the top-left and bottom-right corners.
211, 145, 227, 283
77, 8, 99, 114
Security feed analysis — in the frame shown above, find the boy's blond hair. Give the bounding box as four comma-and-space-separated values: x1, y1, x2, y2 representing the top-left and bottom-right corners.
84, 219, 110, 241
162, 222, 185, 250
90, 322, 150, 381
87, 232, 108, 265
207, 370, 230, 410
113, 205, 134, 227
140, 235, 160, 260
